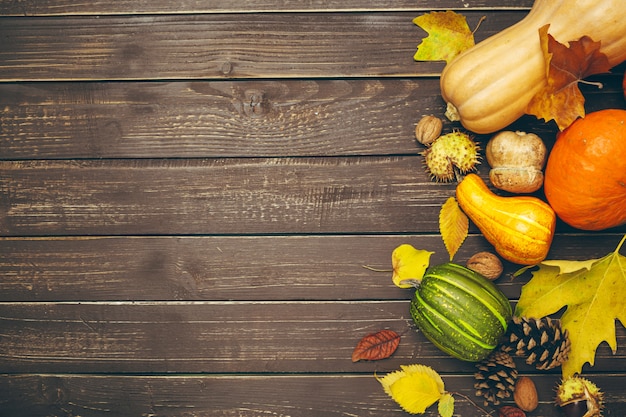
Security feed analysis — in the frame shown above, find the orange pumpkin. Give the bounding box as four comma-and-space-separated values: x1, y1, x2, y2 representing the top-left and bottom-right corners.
544, 109, 626, 230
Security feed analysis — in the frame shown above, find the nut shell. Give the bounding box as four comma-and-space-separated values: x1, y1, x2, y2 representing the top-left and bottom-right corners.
415, 115, 443, 146
466, 251, 503, 280
514, 376, 539, 412
556, 375, 603, 417
422, 131, 480, 182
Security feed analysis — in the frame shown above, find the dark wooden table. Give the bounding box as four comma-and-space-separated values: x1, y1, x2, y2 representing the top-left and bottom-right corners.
1, 1, 625, 416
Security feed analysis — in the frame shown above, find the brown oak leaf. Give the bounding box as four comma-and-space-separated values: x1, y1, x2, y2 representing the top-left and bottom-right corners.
352, 329, 400, 362
526, 24, 612, 131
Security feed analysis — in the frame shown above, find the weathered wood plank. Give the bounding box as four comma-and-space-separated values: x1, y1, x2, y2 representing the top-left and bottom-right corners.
0, 79, 448, 159
0, 12, 523, 81
0, 157, 453, 236
2, 76, 624, 160
0, 234, 449, 302
0, 0, 534, 16
1, 373, 625, 417
0, 301, 624, 374
1, 234, 624, 302
1, 4, 625, 416
2, 158, 624, 237
4, 158, 625, 236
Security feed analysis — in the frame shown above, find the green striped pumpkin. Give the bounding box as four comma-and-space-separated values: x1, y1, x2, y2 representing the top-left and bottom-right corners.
410, 262, 512, 362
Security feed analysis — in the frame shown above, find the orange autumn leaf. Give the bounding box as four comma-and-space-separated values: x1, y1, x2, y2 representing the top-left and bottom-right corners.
526, 25, 612, 131
413, 11, 478, 64
352, 329, 401, 362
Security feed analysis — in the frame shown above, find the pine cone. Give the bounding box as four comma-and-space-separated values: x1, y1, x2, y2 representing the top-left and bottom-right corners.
504, 316, 571, 370
474, 349, 518, 406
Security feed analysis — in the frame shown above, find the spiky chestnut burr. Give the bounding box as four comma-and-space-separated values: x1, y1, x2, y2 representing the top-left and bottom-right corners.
555, 375, 604, 417
422, 130, 480, 182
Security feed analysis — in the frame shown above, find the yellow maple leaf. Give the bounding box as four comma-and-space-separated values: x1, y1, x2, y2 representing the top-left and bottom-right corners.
413, 11, 479, 64
515, 234, 626, 377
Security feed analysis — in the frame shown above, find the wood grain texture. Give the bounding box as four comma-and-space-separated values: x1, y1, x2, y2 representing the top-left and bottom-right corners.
2, 75, 624, 160
0, 79, 446, 159
0, 157, 456, 236
0, 12, 523, 81
4, 159, 625, 236
1, 373, 624, 417
0, 301, 624, 374
1, 234, 624, 302
0, 0, 534, 16
2, 2, 626, 416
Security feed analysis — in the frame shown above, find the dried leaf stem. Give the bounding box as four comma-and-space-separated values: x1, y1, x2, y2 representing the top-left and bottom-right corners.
452, 392, 495, 416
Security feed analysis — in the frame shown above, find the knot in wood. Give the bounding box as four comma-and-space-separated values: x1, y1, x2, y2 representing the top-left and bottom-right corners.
221, 61, 233, 75
243, 89, 269, 117
38, 377, 68, 405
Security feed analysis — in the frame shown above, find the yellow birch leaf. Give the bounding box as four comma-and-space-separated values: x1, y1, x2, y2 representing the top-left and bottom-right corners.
413, 11, 477, 64
391, 244, 434, 288
439, 197, 469, 261
377, 364, 447, 415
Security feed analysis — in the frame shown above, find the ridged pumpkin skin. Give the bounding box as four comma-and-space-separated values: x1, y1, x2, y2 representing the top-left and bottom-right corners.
440, 0, 626, 134
410, 262, 512, 362
544, 109, 626, 231
456, 174, 556, 265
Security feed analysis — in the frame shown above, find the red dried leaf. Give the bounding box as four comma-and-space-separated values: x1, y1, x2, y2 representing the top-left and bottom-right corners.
499, 406, 526, 417
352, 329, 400, 362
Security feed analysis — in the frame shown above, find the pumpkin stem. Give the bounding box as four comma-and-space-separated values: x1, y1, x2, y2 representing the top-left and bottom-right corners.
444, 102, 461, 122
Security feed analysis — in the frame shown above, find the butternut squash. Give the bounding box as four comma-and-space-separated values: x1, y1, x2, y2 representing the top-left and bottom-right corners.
440, 0, 626, 134
456, 174, 556, 265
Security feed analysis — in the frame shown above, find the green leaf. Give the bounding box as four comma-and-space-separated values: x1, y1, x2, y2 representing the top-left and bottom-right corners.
438, 392, 455, 417
515, 234, 626, 377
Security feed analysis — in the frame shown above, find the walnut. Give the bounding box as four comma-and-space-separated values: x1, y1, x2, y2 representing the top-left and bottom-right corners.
466, 251, 503, 280
415, 115, 443, 146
